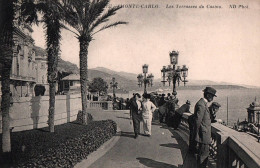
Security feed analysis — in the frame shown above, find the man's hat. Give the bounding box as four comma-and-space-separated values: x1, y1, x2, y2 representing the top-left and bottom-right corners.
203, 87, 217, 97
186, 100, 191, 105
212, 102, 221, 108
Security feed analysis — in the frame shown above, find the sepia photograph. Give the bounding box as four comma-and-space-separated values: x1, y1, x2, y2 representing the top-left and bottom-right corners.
0, 0, 260, 167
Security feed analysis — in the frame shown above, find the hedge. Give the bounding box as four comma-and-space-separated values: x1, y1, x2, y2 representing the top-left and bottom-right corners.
0, 120, 117, 168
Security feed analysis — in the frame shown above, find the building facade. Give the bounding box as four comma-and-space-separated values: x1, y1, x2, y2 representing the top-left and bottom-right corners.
0, 18, 48, 97
34, 46, 49, 93
9, 18, 36, 97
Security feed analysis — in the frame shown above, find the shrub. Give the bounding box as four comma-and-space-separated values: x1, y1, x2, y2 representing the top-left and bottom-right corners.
0, 120, 117, 168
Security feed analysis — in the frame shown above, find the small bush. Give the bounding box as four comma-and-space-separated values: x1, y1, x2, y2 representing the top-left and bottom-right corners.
0, 120, 117, 168
76, 111, 93, 124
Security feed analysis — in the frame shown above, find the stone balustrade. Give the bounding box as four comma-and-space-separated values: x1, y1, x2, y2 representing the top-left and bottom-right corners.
181, 113, 260, 168
0, 93, 113, 133
87, 101, 113, 110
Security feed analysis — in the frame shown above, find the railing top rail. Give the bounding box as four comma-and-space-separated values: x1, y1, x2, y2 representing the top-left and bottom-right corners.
89, 101, 112, 103
182, 112, 260, 168
229, 135, 260, 168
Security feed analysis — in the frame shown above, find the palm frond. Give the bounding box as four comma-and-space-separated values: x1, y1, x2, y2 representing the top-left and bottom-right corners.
92, 21, 128, 36
60, 23, 79, 36
89, 5, 122, 33
20, 0, 39, 24
85, 0, 109, 29
61, 0, 84, 35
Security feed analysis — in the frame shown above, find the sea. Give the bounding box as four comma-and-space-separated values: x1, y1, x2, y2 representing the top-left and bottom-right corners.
112, 88, 260, 126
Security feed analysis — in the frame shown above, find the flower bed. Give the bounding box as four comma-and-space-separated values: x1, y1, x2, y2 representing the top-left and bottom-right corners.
0, 120, 117, 167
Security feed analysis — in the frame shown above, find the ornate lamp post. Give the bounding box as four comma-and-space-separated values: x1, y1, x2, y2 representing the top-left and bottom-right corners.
137, 74, 143, 87
110, 77, 118, 100
137, 64, 152, 93
161, 50, 188, 94
147, 73, 154, 87
161, 66, 167, 86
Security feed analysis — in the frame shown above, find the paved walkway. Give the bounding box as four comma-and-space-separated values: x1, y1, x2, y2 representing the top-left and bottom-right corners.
87, 110, 196, 168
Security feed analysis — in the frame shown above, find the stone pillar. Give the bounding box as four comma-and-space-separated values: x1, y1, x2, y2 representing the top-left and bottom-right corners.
216, 131, 229, 168
66, 94, 70, 122
107, 101, 113, 110
26, 82, 29, 96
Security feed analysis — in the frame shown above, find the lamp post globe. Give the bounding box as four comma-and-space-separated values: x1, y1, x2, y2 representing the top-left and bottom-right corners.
137, 64, 153, 93
161, 50, 188, 94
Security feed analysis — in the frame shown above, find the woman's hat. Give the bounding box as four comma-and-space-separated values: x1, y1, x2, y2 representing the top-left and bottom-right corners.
143, 93, 151, 99
135, 93, 141, 98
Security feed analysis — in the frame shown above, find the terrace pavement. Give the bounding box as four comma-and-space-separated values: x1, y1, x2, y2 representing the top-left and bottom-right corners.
84, 110, 196, 168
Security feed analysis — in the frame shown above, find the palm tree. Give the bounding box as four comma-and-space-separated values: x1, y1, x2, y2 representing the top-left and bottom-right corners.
21, 0, 63, 132
62, 0, 127, 124
0, 0, 16, 159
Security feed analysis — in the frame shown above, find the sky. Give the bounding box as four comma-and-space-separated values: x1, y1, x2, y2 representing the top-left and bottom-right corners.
32, 0, 260, 86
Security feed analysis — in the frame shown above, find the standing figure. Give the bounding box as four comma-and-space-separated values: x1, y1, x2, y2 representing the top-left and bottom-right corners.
166, 95, 176, 127
142, 93, 156, 137
158, 94, 166, 123
173, 100, 191, 130
193, 87, 217, 168
188, 101, 221, 154
130, 93, 142, 139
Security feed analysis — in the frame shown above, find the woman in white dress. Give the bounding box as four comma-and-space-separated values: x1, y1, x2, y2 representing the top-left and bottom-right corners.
142, 93, 156, 137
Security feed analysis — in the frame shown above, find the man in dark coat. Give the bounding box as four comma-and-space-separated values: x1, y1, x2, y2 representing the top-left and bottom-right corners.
173, 100, 191, 130
166, 95, 176, 127
193, 87, 217, 168
188, 101, 221, 154
130, 93, 142, 139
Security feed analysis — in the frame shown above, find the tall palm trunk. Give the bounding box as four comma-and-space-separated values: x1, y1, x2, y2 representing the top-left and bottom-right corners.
0, 0, 15, 160
1, 49, 13, 154
45, 13, 61, 132
79, 35, 91, 125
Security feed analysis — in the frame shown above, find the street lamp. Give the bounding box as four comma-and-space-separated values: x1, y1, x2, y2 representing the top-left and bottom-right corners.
161, 50, 188, 94
137, 64, 152, 93
110, 77, 118, 100
161, 66, 167, 86
147, 73, 154, 87
137, 74, 143, 87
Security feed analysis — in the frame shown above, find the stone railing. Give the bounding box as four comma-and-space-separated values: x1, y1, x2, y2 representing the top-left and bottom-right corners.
181, 113, 260, 168
0, 94, 113, 133
87, 101, 113, 110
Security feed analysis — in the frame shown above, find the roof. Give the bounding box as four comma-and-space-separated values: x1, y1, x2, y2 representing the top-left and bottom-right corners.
61, 74, 80, 81
34, 46, 47, 56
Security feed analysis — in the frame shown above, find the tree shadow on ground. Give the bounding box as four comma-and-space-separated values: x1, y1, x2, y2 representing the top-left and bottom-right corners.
160, 125, 173, 130
160, 143, 180, 149
136, 157, 178, 168
116, 116, 131, 120
152, 121, 162, 126
115, 131, 135, 138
